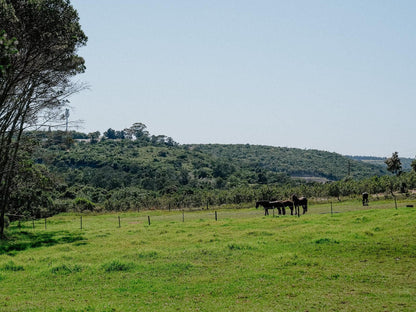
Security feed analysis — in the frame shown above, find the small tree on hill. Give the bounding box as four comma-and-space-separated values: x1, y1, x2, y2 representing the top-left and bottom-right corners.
385, 152, 402, 176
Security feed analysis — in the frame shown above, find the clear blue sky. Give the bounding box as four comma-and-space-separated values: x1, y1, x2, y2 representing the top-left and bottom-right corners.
69, 0, 416, 158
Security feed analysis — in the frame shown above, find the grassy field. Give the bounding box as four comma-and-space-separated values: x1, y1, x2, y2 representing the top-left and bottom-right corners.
0, 199, 415, 311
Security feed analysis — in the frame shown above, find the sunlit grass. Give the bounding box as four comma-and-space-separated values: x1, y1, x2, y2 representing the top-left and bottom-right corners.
0, 200, 415, 311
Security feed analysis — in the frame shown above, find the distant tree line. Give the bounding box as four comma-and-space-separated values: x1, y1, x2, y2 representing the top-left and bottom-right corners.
102, 123, 178, 147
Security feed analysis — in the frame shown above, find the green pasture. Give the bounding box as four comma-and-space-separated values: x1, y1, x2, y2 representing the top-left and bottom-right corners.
0, 199, 416, 311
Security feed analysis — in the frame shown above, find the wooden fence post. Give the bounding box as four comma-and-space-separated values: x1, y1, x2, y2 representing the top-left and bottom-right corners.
331, 202, 333, 216
182, 210, 185, 222
118, 216, 121, 228
215, 211, 218, 221
80, 216, 83, 230
148, 216, 151, 226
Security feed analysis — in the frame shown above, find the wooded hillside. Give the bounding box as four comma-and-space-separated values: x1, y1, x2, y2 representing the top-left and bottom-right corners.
8, 128, 413, 218
189, 144, 387, 181
32, 131, 388, 194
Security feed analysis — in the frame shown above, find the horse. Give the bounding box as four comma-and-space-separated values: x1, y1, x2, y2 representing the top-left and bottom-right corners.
270, 200, 285, 215
256, 200, 282, 216
291, 194, 308, 215
280, 200, 294, 215
362, 192, 369, 206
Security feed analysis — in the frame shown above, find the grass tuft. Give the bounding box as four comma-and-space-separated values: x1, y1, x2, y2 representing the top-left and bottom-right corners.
102, 260, 134, 272
227, 243, 255, 250
315, 238, 340, 244
1, 260, 24, 271
50, 264, 83, 275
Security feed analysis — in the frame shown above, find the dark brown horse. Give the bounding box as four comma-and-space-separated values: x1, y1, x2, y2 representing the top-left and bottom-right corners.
270, 201, 285, 215
256, 200, 282, 216
291, 194, 308, 215
362, 192, 369, 206
280, 200, 294, 215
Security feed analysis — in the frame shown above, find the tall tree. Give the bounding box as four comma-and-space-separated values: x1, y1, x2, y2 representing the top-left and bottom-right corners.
129, 122, 150, 141
0, 0, 87, 237
385, 151, 402, 176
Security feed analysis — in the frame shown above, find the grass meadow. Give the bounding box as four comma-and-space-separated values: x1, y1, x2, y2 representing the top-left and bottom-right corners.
0, 199, 415, 311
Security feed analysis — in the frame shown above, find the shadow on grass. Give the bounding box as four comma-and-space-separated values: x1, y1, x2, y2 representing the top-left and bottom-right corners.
0, 230, 85, 255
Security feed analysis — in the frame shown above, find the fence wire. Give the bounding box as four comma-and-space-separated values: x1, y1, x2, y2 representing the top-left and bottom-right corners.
9, 198, 415, 232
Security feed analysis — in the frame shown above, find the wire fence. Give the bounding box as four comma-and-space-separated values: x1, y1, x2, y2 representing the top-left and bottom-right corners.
7, 197, 415, 234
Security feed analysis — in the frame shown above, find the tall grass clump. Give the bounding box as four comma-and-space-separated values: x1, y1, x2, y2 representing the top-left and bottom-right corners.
102, 260, 134, 272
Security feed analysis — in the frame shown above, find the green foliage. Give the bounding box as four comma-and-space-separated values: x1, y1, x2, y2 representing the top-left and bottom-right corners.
191, 144, 387, 180
23, 129, 416, 216
385, 151, 402, 176
351, 155, 414, 171
35, 131, 388, 193
73, 197, 95, 212
0, 0, 87, 237
0, 30, 18, 77
3, 138, 58, 220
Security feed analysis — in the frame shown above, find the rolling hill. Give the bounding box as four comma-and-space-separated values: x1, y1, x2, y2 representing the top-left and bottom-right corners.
33, 131, 388, 194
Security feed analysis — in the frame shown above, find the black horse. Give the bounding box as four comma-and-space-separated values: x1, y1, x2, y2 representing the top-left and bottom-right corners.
291, 194, 308, 215
362, 192, 369, 206
281, 200, 295, 215
256, 200, 282, 216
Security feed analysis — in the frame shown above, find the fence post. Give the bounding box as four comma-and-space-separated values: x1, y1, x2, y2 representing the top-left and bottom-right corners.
44, 218, 47, 230
331, 202, 333, 216
80, 216, 83, 230
148, 216, 151, 226
182, 210, 185, 222
118, 216, 121, 228
215, 211, 218, 221
206, 202, 209, 210
394, 197, 398, 209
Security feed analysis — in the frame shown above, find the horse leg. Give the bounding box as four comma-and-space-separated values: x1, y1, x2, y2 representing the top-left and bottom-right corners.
282, 207, 286, 215
277, 207, 281, 215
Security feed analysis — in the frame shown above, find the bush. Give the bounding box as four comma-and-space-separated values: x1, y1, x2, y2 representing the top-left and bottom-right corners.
73, 197, 95, 212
